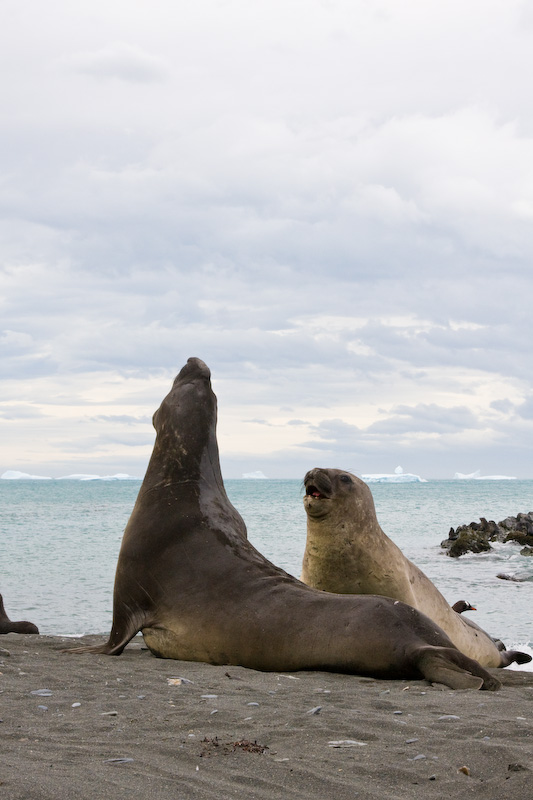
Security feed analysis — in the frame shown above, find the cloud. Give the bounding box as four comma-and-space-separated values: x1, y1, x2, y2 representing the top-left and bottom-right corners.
61, 42, 168, 83
1, 1, 533, 477
90, 414, 153, 425
52, 432, 155, 452
495, 395, 533, 421
367, 404, 482, 435
0, 405, 47, 420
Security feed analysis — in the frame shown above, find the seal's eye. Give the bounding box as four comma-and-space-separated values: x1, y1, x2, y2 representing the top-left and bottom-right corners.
340, 475, 352, 483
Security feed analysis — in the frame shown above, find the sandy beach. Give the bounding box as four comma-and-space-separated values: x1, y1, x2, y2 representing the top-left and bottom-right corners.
0, 635, 532, 799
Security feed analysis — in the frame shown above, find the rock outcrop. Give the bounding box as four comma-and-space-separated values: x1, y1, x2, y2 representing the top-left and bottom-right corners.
441, 512, 533, 558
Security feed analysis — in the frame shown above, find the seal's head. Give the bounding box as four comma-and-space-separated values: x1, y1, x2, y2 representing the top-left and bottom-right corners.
303, 467, 377, 524
145, 357, 223, 490
152, 357, 214, 443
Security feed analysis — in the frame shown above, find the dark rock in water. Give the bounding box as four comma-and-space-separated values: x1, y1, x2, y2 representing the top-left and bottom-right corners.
440, 528, 494, 558
442, 511, 533, 558
520, 546, 533, 556
507, 531, 533, 547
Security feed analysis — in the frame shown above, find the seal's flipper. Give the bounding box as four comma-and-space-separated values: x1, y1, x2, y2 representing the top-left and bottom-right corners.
65, 614, 143, 655
500, 649, 532, 666
416, 647, 501, 691
65, 639, 129, 655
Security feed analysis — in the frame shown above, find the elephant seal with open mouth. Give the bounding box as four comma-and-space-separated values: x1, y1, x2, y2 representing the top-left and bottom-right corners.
301, 467, 530, 670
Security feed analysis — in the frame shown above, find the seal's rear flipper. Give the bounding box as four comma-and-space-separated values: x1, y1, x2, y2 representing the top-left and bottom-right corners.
500, 649, 532, 666
416, 647, 501, 691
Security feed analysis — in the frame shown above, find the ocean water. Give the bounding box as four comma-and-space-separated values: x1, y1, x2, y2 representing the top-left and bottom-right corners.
1, 478, 532, 663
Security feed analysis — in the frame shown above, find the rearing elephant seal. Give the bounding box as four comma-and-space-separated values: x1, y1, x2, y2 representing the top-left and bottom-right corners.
301, 468, 530, 670
70, 359, 502, 690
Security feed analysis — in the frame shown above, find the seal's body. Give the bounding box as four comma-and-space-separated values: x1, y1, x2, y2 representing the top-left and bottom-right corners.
0, 594, 39, 634
301, 468, 530, 670
70, 359, 503, 690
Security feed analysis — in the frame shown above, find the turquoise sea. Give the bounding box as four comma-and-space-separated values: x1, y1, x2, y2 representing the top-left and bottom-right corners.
1, 478, 532, 664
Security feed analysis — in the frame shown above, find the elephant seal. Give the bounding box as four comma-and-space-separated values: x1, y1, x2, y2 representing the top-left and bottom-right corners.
69, 358, 502, 690
301, 468, 531, 670
0, 594, 39, 634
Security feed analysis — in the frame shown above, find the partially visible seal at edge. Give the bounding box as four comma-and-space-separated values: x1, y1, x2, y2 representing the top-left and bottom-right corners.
0, 593, 39, 634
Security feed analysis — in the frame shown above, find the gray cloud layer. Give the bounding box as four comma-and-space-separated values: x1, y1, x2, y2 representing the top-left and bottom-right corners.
1, 1, 533, 478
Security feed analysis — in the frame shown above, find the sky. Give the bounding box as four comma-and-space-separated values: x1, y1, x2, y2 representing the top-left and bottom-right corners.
2, 0, 533, 480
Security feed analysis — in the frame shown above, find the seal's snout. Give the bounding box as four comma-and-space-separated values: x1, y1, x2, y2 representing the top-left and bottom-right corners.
305, 484, 329, 499
180, 357, 211, 381
303, 468, 333, 500
186, 356, 210, 376
171, 358, 212, 392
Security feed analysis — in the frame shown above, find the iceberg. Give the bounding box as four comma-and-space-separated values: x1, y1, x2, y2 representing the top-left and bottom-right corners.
362, 466, 426, 484
453, 471, 517, 480
58, 473, 140, 481
242, 470, 268, 479
0, 470, 140, 481
1, 470, 51, 480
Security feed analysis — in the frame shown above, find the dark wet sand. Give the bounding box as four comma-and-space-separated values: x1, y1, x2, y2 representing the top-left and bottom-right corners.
1, 634, 533, 799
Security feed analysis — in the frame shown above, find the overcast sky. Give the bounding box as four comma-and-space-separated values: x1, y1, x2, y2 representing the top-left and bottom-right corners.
2, 0, 533, 479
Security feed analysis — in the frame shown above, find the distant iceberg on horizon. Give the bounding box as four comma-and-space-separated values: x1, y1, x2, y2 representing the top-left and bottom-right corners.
241, 470, 268, 479
453, 470, 517, 481
362, 466, 427, 484
1, 470, 140, 481
1, 470, 51, 480
58, 473, 140, 481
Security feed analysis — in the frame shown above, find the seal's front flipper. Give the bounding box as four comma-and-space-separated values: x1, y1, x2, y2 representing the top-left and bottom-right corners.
416, 647, 501, 691
64, 615, 143, 655
65, 639, 129, 655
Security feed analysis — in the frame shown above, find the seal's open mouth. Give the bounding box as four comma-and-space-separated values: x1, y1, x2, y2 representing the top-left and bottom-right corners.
305, 484, 329, 499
